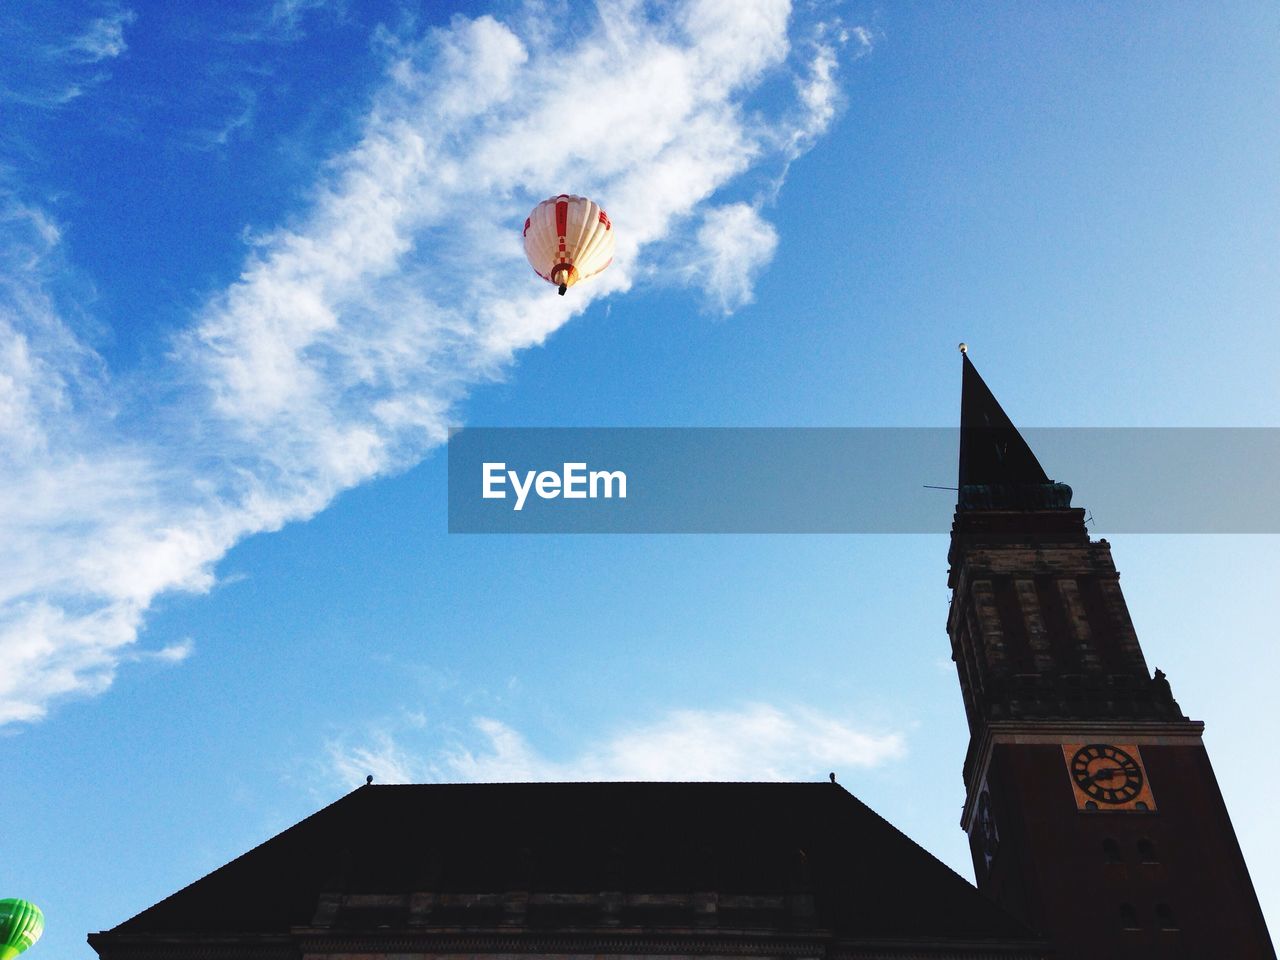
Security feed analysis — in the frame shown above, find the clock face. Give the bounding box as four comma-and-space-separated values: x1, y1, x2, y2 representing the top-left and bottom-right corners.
1070, 743, 1144, 804
977, 789, 999, 862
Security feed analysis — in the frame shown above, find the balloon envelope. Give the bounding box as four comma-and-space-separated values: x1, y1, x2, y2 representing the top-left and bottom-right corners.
523, 194, 615, 294
0, 900, 43, 960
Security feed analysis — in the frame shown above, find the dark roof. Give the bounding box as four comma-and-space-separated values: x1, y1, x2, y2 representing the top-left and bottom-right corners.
99, 781, 1034, 945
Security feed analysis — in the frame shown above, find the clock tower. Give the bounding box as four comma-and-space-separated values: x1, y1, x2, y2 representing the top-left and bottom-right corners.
948, 351, 1274, 959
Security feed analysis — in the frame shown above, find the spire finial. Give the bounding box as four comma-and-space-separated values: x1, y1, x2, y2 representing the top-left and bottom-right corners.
958, 342, 968, 354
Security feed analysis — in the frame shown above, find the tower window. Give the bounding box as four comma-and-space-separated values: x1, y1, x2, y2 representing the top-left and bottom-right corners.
1102, 838, 1122, 863
1156, 902, 1178, 930
1137, 838, 1159, 862
1119, 903, 1140, 930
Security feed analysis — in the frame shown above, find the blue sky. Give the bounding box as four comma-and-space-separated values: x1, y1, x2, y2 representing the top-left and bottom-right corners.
2, 1, 1278, 956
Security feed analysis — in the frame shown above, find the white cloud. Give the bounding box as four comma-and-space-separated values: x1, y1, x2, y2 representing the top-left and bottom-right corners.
0, 1, 866, 725
849, 25, 874, 55
326, 704, 905, 787
764, 16, 865, 195
688, 203, 779, 314
262, 0, 344, 40
66, 8, 137, 62
328, 729, 419, 786
0, 201, 108, 460
1, 5, 136, 106
127, 638, 195, 664
191, 87, 257, 150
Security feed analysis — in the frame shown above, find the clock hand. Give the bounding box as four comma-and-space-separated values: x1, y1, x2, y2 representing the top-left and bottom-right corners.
1086, 767, 1122, 785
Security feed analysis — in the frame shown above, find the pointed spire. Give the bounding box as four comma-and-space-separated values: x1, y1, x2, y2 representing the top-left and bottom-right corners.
956, 347, 1071, 510
959, 349, 1050, 487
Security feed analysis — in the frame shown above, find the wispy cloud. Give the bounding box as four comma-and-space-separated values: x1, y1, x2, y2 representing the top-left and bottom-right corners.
328, 729, 419, 786
766, 16, 867, 195
326, 704, 905, 787
64, 8, 137, 62
0, 1, 865, 725
127, 638, 194, 664
0, 4, 135, 107
203, 0, 346, 47
188, 86, 258, 150
264, 0, 344, 40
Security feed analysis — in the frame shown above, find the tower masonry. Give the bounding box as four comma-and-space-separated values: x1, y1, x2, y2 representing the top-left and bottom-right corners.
948, 352, 1274, 959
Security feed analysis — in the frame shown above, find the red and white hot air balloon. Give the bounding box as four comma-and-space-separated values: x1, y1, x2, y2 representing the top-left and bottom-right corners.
522, 194, 615, 295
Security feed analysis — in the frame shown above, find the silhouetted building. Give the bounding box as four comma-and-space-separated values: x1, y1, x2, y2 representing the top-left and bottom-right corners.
950, 353, 1274, 957
89, 354, 1275, 960
88, 783, 1044, 959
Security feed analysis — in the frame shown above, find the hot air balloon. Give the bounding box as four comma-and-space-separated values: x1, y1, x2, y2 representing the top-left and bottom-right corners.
0, 900, 43, 960
522, 194, 615, 295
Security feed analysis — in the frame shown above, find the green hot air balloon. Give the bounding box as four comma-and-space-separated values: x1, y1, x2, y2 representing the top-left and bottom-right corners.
0, 900, 44, 960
